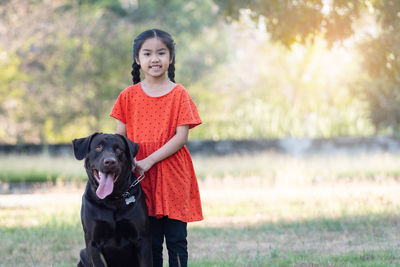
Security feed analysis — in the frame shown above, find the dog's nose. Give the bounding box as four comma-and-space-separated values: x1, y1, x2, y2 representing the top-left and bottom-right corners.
104, 157, 117, 166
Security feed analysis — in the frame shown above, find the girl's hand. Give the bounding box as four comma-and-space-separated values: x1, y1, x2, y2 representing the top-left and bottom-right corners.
135, 157, 156, 175
131, 157, 138, 173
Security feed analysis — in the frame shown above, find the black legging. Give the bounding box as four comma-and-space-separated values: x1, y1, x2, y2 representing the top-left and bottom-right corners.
149, 216, 188, 267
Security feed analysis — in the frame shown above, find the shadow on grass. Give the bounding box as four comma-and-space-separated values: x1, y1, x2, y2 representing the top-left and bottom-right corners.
1, 213, 399, 266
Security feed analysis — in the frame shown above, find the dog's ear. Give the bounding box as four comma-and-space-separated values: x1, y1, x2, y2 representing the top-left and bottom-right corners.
72, 133, 99, 160
117, 134, 139, 163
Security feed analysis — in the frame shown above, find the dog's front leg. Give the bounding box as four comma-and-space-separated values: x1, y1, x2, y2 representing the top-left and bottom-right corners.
87, 241, 108, 267
136, 238, 153, 267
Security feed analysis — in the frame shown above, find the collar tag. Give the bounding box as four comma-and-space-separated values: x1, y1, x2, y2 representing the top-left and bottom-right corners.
125, 195, 136, 205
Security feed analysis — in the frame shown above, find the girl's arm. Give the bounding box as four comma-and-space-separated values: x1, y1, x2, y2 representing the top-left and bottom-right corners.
116, 121, 139, 171
116, 121, 127, 137
136, 125, 189, 174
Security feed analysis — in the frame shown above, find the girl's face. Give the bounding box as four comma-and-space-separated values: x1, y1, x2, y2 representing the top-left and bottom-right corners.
136, 37, 172, 80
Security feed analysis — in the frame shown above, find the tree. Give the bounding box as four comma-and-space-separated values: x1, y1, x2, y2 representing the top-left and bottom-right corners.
0, 0, 228, 143
358, 1, 400, 134
214, 0, 400, 134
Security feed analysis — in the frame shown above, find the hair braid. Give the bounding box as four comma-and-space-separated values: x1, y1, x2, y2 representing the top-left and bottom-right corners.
131, 62, 141, 84
168, 59, 175, 83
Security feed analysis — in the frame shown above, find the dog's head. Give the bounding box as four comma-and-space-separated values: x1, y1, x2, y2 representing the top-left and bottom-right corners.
72, 133, 139, 199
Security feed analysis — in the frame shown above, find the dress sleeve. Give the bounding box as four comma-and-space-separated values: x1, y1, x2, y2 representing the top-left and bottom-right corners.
109, 91, 127, 124
177, 92, 202, 129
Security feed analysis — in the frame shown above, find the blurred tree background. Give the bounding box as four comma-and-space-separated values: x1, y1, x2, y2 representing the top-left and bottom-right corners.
0, 0, 399, 143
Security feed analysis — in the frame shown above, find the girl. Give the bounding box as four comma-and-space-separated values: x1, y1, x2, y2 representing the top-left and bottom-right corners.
110, 29, 203, 267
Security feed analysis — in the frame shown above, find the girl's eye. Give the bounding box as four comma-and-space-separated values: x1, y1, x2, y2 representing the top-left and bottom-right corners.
144, 53, 150, 56
159, 52, 165, 55
95, 145, 103, 152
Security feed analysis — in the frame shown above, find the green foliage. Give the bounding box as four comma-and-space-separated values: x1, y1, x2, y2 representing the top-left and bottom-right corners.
74, 0, 225, 85
214, 0, 400, 136
214, 0, 366, 47
189, 23, 374, 139
2, 0, 400, 142
0, 47, 26, 142
0, 0, 228, 143
357, 1, 400, 134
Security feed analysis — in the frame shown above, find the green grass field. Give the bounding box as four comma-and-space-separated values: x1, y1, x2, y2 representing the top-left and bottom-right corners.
1, 152, 400, 266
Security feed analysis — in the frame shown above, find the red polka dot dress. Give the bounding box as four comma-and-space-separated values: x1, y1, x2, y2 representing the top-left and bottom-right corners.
110, 83, 203, 222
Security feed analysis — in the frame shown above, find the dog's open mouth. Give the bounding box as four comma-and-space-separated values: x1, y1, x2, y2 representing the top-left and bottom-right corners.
93, 169, 119, 199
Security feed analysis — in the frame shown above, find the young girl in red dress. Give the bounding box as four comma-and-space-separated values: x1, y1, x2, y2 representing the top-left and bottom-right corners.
110, 28, 203, 267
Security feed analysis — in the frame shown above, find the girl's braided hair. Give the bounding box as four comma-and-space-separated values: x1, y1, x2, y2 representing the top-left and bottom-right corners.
131, 29, 176, 84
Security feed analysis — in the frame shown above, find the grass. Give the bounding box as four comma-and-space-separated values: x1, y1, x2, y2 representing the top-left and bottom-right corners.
0, 155, 86, 183
0, 204, 82, 266
2, 152, 400, 183
1, 183, 399, 266
1, 152, 400, 266
192, 152, 400, 183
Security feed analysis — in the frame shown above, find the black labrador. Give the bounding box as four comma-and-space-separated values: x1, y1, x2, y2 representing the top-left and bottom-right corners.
72, 133, 152, 267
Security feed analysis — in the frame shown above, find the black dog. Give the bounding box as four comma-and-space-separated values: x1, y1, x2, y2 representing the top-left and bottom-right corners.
72, 133, 152, 267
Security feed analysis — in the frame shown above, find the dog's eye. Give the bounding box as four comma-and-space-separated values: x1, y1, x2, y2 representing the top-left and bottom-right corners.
95, 145, 103, 152
115, 148, 123, 154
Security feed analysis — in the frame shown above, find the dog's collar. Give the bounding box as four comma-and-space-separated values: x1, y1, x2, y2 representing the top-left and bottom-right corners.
121, 174, 145, 205
104, 173, 145, 205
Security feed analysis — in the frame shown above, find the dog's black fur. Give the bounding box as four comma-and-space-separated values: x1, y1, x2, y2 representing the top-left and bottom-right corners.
72, 133, 152, 267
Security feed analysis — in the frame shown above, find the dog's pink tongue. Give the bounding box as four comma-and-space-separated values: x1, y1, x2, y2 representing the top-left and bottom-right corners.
96, 172, 114, 199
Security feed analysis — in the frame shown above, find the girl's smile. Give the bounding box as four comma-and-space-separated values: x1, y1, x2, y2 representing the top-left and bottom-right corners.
149, 65, 162, 71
